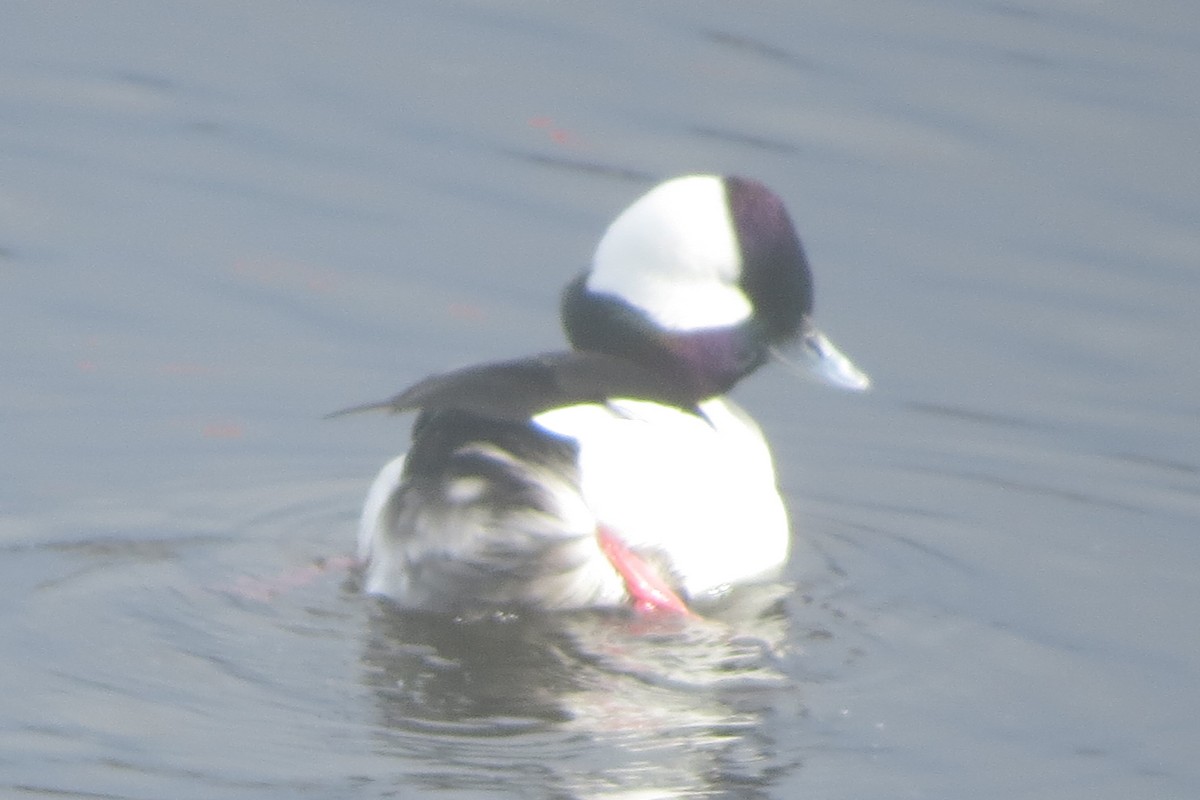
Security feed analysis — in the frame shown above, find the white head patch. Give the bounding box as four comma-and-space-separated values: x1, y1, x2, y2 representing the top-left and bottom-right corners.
587, 175, 753, 332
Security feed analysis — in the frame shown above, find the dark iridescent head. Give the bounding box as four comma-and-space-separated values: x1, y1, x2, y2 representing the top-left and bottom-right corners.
562, 174, 868, 399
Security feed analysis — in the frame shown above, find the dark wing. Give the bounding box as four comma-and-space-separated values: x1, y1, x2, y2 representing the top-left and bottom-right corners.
327, 351, 704, 423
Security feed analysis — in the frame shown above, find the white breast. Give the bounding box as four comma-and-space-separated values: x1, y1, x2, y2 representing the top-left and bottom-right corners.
533, 396, 790, 599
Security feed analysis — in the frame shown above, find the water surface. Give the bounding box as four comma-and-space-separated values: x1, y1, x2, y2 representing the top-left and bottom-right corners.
2, 1, 1197, 798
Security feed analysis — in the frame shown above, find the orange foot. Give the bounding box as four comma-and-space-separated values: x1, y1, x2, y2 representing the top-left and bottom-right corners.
597, 525, 695, 617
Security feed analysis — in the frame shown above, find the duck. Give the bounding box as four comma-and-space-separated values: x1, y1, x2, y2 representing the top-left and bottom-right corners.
335, 174, 869, 615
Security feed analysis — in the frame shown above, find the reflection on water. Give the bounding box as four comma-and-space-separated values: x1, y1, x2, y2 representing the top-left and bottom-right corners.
359, 587, 792, 798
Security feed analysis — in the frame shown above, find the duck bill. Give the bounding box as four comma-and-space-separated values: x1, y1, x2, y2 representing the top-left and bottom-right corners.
771, 325, 871, 392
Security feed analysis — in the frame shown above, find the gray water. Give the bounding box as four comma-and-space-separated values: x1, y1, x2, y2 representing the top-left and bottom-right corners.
3, 2, 1198, 798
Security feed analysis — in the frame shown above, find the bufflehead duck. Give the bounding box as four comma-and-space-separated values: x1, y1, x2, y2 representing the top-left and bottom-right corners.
337, 174, 868, 614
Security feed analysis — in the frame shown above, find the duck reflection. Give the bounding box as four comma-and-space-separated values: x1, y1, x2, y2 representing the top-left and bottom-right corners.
357, 585, 796, 798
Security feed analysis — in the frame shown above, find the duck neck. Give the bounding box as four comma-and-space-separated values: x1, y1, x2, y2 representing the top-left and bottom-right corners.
560, 274, 765, 400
